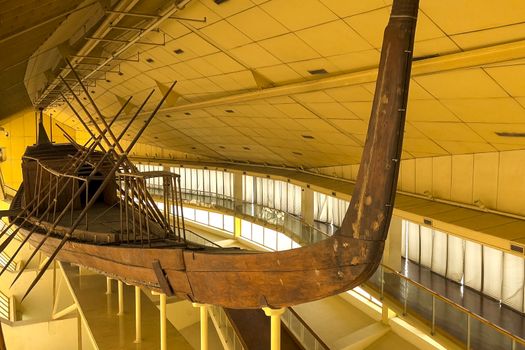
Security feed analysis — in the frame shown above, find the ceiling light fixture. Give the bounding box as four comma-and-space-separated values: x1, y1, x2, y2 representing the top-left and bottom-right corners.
495, 131, 525, 137
184, 112, 191, 116
308, 68, 328, 75
146, 58, 154, 63
214, 0, 229, 4
302, 135, 315, 139
174, 49, 184, 54
225, 109, 234, 113
243, 147, 251, 150
293, 151, 302, 156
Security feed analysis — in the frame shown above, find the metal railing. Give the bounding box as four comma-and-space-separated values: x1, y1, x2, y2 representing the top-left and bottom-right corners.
147, 185, 330, 248
208, 305, 246, 350
365, 264, 525, 350
0, 290, 10, 321
143, 171, 525, 349
283, 308, 330, 350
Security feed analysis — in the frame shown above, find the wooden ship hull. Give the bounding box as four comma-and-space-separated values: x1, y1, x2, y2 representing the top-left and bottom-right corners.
6, 0, 420, 309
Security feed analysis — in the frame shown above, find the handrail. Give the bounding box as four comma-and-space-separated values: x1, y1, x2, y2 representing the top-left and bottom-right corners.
376, 264, 525, 346
208, 304, 247, 350
185, 228, 221, 248
285, 307, 330, 350
23, 156, 87, 182
139, 164, 525, 347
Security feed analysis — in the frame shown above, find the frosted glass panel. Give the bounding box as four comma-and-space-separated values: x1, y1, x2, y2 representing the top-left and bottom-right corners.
420, 227, 433, 268
431, 230, 447, 275
223, 215, 234, 233
483, 246, 503, 300
446, 235, 464, 282
241, 220, 252, 239
209, 212, 223, 229
464, 241, 482, 291
407, 222, 420, 263
252, 224, 264, 245
502, 253, 523, 310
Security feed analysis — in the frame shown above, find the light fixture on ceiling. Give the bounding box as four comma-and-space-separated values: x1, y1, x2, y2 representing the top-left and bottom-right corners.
495, 131, 525, 137
219, 146, 225, 149
225, 109, 234, 113
293, 151, 302, 156
214, 0, 229, 4
302, 135, 314, 139
146, 58, 154, 63
243, 146, 250, 150
308, 68, 328, 75
184, 112, 191, 116
166, 114, 172, 118
174, 49, 184, 55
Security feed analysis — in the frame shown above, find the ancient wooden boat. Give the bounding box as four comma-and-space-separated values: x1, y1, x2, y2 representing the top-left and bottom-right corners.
4, 0, 419, 309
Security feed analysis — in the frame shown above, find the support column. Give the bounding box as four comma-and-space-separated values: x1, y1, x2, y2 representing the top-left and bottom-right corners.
160, 293, 167, 350
233, 171, 243, 208
106, 277, 112, 295
234, 217, 242, 238
301, 187, 314, 226
263, 307, 285, 350
118, 281, 124, 316
192, 303, 209, 350
135, 286, 142, 343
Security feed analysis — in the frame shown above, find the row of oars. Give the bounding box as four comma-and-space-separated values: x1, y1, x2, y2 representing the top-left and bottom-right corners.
0, 94, 137, 281
0, 60, 177, 300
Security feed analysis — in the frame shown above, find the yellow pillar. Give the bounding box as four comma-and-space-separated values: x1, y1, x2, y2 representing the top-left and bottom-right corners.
118, 281, 124, 316
106, 277, 112, 295
160, 293, 167, 350
234, 217, 242, 238
263, 307, 285, 350
135, 286, 141, 343
192, 303, 209, 350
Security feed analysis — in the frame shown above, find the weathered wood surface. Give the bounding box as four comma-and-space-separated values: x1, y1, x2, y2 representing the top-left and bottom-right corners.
13, 0, 420, 309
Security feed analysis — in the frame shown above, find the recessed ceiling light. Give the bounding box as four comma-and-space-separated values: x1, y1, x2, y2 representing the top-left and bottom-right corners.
302, 135, 315, 139
174, 49, 184, 55
225, 109, 234, 113
308, 68, 328, 75
146, 58, 154, 63
495, 131, 525, 137
243, 146, 251, 150
184, 112, 191, 116
106, 79, 111, 83
118, 71, 124, 76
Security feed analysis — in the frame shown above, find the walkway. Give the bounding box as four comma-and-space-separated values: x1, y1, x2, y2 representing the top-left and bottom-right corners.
367, 259, 525, 350
61, 262, 193, 350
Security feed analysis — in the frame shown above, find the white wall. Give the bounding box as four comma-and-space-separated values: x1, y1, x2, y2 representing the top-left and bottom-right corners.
315, 149, 525, 216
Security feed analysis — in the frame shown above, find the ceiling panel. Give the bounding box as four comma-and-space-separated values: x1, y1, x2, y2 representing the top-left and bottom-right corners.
414, 69, 508, 99
260, 0, 338, 32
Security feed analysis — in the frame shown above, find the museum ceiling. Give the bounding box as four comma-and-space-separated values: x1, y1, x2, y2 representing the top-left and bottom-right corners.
5, 0, 525, 168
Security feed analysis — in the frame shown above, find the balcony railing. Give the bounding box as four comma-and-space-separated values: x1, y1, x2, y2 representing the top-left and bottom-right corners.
144, 180, 525, 349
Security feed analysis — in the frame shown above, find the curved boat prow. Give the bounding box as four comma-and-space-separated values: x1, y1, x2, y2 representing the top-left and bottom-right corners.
337, 0, 419, 255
